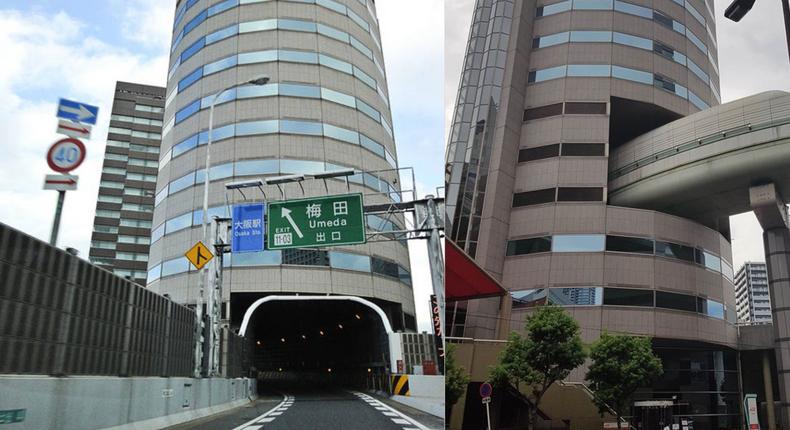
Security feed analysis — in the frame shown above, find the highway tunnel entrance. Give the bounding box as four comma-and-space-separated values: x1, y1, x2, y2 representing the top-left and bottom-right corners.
230, 294, 399, 389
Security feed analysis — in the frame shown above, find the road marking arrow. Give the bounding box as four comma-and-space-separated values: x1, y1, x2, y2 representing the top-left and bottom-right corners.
59, 104, 95, 122
281, 208, 304, 239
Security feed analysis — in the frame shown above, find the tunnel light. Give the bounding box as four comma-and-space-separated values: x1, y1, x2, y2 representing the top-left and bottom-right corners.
301, 334, 307, 340
319, 330, 325, 336
327, 368, 332, 373
338, 324, 344, 329
278, 368, 283, 372
367, 368, 372, 373
280, 338, 286, 343
354, 314, 361, 320
256, 340, 261, 346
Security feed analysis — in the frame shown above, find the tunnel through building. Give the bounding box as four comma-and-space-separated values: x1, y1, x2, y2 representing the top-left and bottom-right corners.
230, 293, 398, 384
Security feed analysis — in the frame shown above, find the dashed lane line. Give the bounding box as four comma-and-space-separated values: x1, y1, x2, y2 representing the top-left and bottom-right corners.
231, 394, 294, 430
351, 391, 432, 430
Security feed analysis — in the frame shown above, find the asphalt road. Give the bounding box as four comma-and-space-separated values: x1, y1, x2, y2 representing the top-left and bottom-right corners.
168, 385, 442, 430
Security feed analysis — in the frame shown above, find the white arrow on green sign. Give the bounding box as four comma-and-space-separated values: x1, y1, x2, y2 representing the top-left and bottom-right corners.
267, 193, 366, 250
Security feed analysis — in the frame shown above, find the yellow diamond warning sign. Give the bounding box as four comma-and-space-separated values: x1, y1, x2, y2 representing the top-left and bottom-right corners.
185, 241, 214, 270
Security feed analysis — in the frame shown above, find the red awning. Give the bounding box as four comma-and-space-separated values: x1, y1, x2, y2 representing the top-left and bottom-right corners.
446, 240, 507, 301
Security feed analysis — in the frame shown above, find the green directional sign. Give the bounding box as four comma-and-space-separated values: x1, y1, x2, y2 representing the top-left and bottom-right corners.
0, 409, 26, 424
267, 193, 366, 250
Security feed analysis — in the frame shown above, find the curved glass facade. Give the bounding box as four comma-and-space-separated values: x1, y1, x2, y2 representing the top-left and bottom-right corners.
155, 0, 414, 321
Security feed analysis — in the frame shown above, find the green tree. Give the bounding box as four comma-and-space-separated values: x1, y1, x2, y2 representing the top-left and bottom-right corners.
445, 343, 471, 421
585, 333, 663, 428
489, 306, 586, 430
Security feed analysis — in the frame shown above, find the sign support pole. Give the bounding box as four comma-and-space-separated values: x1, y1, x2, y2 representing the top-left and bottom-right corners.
49, 190, 66, 246
485, 402, 492, 430
425, 196, 445, 358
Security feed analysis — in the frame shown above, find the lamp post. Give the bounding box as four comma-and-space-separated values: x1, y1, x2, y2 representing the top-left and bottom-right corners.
725, 0, 790, 63
199, 75, 270, 377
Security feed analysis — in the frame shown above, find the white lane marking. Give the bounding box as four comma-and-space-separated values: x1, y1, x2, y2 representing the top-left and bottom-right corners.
231, 394, 293, 430
259, 417, 276, 423
392, 418, 411, 425
382, 411, 399, 417
351, 391, 432, 430
269, 412, 283, 416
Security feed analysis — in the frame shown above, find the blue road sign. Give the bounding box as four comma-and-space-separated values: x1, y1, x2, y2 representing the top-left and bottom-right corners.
56, 98, 99, 125
232, 203, 265, 253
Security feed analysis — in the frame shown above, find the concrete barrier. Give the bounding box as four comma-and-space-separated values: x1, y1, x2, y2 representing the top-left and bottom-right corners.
0, 376, 256, 430
389, 374, 444, 418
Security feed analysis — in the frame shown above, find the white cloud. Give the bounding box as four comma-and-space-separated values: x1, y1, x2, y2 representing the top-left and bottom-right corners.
0, 8, 167, 258
113, 0, 175, 51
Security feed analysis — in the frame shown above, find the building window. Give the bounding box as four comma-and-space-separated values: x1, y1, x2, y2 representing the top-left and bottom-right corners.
603, 287, 654, 306
556, 187, 604, 201
518, 144, 560, 162
564, 102, 607, 114
655, 241, 695, 262
561, 143, 606, 156
656, 290, 697, 312
513, 188, 556, 207
523, 103, 564, 120
606, 235, 654, 254
552, 235, 606, 252
506, 237, 552, 256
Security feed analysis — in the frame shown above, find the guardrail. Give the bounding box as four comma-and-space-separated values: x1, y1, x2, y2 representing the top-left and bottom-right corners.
609, 115, 790, 181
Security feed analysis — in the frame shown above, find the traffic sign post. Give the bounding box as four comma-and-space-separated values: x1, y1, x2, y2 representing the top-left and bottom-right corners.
232, 203, 265, 253
185, 241, 214, 270
56, 120, 92, 139
480, 382, 493, 430
267, 193, 366, 250
45, 137, 86, 246
56, 98, 99, 125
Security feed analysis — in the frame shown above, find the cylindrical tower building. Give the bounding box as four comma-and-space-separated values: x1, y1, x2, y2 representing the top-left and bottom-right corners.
148, 0, 416, 367
446, 0, 738, 427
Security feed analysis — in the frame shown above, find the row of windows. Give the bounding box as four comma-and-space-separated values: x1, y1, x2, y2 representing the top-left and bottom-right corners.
535, 0, 714, 61
147, 250, 410, 287
156, 158, 401, 210
118, 235, 151, 245
532, 30, 717, 98
160, 118, 396, 172
505, 234, 734, 281
106, 140, 161, 154
172, 0, 381, 56
110, 114, 164, 127
134, 104, 164, 114
519, 143, 606, 162
169, 48, 389, 131
512, 187, 604, 207
102, 153, 159, 168
510, 287, 731, 322
116, 251, 148, 262
93, 225, 119, 234
173, 83, 390, 139
170, 17, 386, 89
528, 64, 710, 111
101, 169, 157, 183
523, 101, 608, 121
113, 269, 147, 280
108, 127, 162, 140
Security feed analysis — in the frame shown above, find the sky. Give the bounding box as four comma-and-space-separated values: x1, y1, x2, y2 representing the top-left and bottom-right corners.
0, 0, 443, 332
444, 0, 790, 271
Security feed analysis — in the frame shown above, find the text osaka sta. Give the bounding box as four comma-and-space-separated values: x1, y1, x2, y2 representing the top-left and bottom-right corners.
309, 218, 348, 228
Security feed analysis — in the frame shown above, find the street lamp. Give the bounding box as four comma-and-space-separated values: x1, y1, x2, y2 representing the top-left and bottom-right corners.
199, 74, 270, 377
724, 0, 790, 62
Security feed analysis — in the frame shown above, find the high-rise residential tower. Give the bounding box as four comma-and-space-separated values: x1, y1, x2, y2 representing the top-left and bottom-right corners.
735, 262, 772, 323
445, 0, 741, 427
90, 81, 165, 285
148, 0, 414, 351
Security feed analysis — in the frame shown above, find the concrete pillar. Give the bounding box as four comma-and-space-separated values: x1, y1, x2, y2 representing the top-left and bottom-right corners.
764, 349, 777, 430
750, 184, 790, 429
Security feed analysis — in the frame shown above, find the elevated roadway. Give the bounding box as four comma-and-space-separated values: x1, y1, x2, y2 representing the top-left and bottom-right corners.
608, 90, 790, 233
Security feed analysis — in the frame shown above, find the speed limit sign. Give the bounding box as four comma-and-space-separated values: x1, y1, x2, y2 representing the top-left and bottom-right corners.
47, 138, 86, 173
